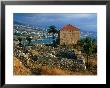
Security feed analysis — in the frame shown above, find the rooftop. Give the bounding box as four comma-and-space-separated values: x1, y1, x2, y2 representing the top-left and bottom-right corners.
61, 24, 80, 31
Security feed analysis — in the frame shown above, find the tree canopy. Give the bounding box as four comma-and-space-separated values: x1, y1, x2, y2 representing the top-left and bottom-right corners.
48, 25, 58, 34
77, 37, 97, 69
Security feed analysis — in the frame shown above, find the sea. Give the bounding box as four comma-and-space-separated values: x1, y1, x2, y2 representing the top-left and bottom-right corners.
21, 37, 56, 45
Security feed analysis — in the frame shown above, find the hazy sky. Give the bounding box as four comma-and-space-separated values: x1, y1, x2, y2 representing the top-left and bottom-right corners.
14, 13, 97, 32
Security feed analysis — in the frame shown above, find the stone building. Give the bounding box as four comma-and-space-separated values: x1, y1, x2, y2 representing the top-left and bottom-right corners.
60, 24, 80, 45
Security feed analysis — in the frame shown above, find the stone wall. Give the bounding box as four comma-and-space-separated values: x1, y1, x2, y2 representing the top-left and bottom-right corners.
60, 30, 80, 45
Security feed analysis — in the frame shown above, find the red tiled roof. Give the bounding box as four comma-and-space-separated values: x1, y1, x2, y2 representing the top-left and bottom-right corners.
61, 24, 80, 31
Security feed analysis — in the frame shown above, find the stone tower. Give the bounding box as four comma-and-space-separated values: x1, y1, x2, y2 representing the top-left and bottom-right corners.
60, 24, 80, 45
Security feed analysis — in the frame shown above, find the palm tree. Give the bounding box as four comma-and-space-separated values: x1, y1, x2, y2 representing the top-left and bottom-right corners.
48, 25, 58, 47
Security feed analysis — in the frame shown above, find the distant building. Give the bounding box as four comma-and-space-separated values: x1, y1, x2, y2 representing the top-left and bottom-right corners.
60, 24, 80, 45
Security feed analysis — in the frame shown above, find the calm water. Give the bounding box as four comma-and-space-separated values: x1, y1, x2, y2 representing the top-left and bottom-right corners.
21, 37, 56, 45
32, 38, 55, 44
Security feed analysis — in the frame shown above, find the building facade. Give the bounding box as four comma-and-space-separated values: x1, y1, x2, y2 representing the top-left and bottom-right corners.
60, 24, 80, 45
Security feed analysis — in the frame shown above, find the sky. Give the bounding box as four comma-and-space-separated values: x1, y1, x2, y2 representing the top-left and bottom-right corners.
14, 13, 97, 32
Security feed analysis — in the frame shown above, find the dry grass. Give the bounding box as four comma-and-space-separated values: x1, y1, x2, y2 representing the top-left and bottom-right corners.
41, 66, 70, 75
35, 66, 94, 75
13, 57, 31, 75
